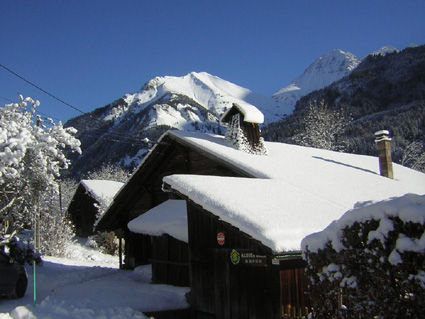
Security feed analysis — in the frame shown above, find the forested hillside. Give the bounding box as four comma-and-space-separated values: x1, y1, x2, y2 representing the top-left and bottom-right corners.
263, 45, 425, 172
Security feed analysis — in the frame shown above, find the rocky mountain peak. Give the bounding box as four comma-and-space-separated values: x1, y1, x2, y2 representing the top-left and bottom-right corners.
272, 49, 361, 111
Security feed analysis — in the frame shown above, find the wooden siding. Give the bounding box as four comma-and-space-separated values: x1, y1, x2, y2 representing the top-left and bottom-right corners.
123, 232, 151, 268
187, 201, 281, 319
242, 122, 261, 148
150, 234, 189, 287
280, 268, 310, 318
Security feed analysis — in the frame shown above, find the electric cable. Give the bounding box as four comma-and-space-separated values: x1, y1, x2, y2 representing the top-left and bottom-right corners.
0, 63, 149, 144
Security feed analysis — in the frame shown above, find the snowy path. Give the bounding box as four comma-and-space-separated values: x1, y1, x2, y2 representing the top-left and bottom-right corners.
0, 247, 189, 319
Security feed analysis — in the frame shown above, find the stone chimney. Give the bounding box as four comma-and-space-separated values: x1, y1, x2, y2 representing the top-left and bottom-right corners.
374, 130, 393, 179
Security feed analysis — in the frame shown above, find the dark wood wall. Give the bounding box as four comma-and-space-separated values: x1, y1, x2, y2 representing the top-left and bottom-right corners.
187, 201, 281, 319
280, 268, 310, 318
67, 184, 98, 237
151, 234, 189, 287
124, 231, 151, 268
242, 123, 261, 148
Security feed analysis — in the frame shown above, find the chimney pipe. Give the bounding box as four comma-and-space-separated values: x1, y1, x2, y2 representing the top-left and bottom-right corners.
374, 130, 393, 179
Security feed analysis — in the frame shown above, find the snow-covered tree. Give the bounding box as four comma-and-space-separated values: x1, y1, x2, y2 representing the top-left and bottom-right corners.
0, 96, 81, 256
401, 140, 425, 173
294, 99, 351, 151
84, 163, 131, 183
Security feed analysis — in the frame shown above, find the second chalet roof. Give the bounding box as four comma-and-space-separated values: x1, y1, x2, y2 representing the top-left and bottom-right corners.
80, 180, 124, 206
127, 200, 188, 243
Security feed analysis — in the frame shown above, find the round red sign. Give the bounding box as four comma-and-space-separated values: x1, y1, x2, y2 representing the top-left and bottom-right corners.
217, 232, 225, 246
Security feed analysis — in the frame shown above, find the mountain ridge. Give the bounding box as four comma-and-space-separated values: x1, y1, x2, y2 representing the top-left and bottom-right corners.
65, 45, 421, 178
272, 49, 361, 111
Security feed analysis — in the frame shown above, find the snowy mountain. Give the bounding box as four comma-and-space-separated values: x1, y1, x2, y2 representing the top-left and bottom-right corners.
272, 49, 361, 111
118, 71, 286, 126
65, 72, 285, 176
263, 45, 425, 171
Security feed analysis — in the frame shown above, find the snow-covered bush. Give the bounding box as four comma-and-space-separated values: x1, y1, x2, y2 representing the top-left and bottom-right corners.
302, 194, 425, 318
0, 96, 81, 257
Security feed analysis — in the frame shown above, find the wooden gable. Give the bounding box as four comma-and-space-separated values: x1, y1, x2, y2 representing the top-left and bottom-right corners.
95, 132, 253, 271
96, 133, 253, 233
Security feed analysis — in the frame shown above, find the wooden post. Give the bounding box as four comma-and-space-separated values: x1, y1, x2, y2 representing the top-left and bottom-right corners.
119, 236, 123, 269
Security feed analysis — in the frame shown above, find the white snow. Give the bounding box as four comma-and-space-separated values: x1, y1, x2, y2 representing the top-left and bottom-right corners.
301, 193, 425, 254
80, 180, 124, 205
273, 49, 361, 112
128, 200, 188, 243
105, 72, 287, 126
0, 242, 189, 319
162, 130, 425, 252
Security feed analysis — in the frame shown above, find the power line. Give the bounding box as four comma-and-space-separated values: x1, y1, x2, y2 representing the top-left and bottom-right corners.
0, 63, 86, 115
0, 63, 148, 144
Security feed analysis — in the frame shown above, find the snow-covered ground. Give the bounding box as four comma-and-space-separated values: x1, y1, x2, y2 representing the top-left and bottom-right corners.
0, 242, 189, 319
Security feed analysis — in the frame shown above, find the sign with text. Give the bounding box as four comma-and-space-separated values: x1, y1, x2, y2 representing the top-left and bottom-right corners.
229, 249, 268, 267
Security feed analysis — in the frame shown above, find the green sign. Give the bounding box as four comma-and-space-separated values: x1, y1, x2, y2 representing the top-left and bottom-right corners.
230, 249, 240, 265
230, 249, 268, 267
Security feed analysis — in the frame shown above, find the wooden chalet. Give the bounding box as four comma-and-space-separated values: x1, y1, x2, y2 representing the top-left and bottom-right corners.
67, 180, 123, 237
95, 133, 260, 270
96, 112, 425, 318
163, 176, 311, 319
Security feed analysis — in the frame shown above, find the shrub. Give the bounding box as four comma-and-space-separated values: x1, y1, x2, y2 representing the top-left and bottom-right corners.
302, 194, 425, 319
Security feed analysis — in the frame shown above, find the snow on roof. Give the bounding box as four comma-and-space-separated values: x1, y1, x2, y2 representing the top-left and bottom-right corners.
163, 130, 425, 252
301, 193, 425, 254
127, 200, 188, 243
80, 180, 124, 206
221, 101, 264, 124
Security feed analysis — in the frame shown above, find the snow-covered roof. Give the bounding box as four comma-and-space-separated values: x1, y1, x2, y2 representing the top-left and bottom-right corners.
80, 180, 124, 206
127, 200, 188, 243
221, 101, 264, 124
163, 130, 425, 252
301, 193, 425, 255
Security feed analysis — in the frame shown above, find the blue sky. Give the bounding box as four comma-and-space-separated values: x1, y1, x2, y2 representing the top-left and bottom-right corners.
1, 0, 424, 122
